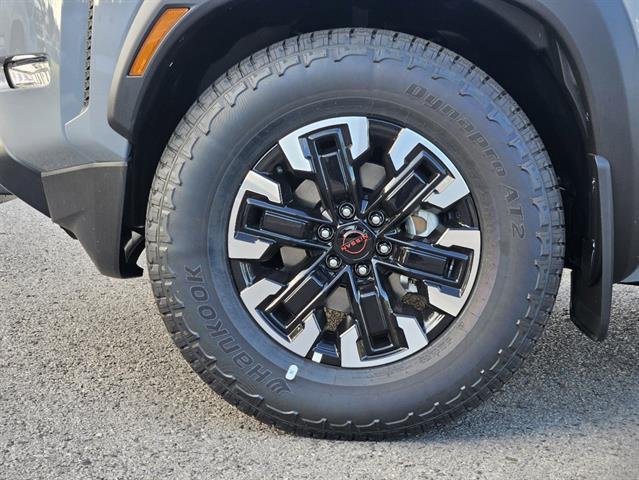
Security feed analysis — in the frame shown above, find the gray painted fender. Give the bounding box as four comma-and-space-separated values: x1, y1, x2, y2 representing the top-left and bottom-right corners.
108, 0, 226, 139
0, 1, 141, 173
0, 1, 143, 277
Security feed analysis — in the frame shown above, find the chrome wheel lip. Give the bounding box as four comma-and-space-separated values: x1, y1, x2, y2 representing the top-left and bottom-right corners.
227, 116, 481, 368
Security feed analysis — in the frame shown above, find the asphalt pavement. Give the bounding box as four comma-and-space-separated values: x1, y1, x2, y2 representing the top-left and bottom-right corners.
1, 198, 637, 479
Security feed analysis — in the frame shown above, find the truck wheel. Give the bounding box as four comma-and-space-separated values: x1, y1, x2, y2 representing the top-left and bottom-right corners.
146, 29, 564, 439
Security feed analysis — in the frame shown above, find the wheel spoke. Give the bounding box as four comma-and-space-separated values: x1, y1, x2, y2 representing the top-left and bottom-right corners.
279, 117, 370, 218
345, 269, 406, 356
369, 130, 447, 229
228, 171, 283, 260
238, 197, 330, 252
424, 228, 481, 316
340, 315, 427, 368
379, 235, 473, 290
262, 257, 345, 335
240, 279, 322, 357
368, 128, 471, 231
390, 128, 471, 210
345, 270, 421, 356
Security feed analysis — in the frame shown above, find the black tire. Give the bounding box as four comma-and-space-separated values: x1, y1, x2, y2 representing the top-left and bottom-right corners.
146, 28, 564, 439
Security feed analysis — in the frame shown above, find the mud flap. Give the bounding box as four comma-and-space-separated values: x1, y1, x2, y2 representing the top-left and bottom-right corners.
570, 155, 614, 341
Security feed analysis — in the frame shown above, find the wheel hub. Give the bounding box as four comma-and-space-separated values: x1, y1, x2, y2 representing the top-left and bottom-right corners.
335, 223, 374, 263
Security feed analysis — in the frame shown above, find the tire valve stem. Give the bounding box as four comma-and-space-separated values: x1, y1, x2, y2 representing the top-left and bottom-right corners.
285, 364, 298, 381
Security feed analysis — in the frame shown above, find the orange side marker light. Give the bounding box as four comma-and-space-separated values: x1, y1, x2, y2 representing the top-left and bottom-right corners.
129, 7, 188, 77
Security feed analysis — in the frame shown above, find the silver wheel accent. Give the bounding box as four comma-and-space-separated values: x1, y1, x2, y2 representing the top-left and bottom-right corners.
340, 315, 428, 368
240, 279, 322, 356
426, 229, 481, 316
228, 171, 282, 260
389, 128, 470, 208
278, 117, 370, 172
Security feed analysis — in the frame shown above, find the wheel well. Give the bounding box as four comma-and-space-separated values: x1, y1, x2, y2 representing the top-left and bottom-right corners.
125, 0, 587, 269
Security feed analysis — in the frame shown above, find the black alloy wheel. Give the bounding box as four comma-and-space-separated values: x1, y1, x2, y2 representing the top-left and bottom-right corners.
228, 117, 481, 368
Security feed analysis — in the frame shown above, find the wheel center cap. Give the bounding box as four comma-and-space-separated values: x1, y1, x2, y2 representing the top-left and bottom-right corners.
335, 225, 374, 262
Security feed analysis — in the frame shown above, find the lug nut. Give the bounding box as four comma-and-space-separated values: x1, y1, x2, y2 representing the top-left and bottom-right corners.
338, 203, 355, 219
317, 225, 334, 241
326, 255, 342, 270
355, 264, 370, 277
368, 211, 385, 227
376, 241, 392, 256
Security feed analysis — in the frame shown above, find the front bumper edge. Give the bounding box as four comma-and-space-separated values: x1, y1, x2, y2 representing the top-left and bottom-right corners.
0, 140, 49, 215
0, 142, 141, 278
